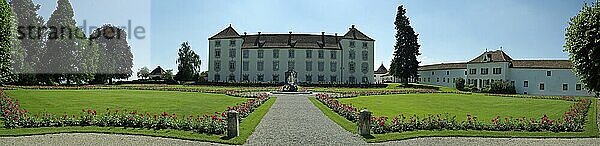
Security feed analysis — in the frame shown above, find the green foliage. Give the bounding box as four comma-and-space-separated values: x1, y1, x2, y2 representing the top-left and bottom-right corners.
481, 80, 516, 94
455, 77, 466, 91
175, 41, 201, 81
40, 0, 98, 85
11, 0, 46, 85
136, 66, 150, 79
90, 24, 134, 84
0, 0, 14, 83
390, 5, 421, 85
565, 0, 600, 97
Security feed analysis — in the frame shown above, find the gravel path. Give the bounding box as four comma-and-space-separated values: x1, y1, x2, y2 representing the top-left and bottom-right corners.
0, 133, 224, 146
245, 94, 366, 145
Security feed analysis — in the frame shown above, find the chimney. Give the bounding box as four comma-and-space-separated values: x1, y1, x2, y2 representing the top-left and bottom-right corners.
288, 31, 292, 46
321, 32, 325, 44
255, 32, 261, 46
244, 32, 247, 36
334, 33, 338, 43
351, 25, 356, 39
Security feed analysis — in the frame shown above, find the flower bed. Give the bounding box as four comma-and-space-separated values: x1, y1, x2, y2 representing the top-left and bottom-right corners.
315, 93, 592, 134
0, 89, 271, 135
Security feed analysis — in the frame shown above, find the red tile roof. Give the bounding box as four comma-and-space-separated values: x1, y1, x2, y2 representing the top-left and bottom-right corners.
418, 63, 467, 71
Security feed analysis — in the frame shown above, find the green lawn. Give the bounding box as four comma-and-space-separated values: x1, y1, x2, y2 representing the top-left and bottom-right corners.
5, 89, 248, 117
338, 93, 573, 122
1, 89, 277, 145
312, 94, 599, 142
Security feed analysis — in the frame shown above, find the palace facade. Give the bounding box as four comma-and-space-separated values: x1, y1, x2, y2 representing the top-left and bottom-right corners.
207, 25, 375, 84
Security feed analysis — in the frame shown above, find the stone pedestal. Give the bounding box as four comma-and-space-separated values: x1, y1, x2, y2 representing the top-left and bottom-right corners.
227, 110, 239, 138
358, 110, 371, 136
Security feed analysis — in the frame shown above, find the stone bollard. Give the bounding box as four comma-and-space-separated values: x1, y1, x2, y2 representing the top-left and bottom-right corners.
358, 110, 371, 136
226, 110, 239, 138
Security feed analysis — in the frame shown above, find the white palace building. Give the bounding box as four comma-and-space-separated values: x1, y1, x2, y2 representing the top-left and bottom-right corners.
418, 50, 591, 96
207, 25, 375, 84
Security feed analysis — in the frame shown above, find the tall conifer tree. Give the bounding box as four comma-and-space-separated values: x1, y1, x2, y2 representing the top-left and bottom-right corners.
390, 5, 420, 85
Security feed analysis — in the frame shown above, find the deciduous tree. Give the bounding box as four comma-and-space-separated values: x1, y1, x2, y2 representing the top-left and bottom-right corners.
174, 42, 201, 81
565, 0, 600, 97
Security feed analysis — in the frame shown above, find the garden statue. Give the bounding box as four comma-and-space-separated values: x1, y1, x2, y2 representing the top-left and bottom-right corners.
281, 70, 298, 92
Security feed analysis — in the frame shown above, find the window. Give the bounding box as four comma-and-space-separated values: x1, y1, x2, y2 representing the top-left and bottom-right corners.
229, 40, 236, 47
576, 84, 582, 90
306, 61, 313, 71
229, 48, 236, 58
318, 50, 324, 59
229, 61, 235, 72
330, 51, 337, 59
288, 61, 295, 70
330, 75, 337, 83
349, 62, 355, 73
257, 74, 264, 82
428, 78, 430, 82
563, 83, 568, 91
318, 61, 324, 71
306, 50, 312, 58
481, 68, 489, 75
257, 49, 264, 58
273, 74, 279, 82
215, 40, 221, 47
330, 62, 337, 72
214, 74, 220, 81
361, 62, 368, 74
493, 68, 502, 74
539, 83, 545, 91
273, 61, 279, 71
362, 42, 368, 49
215, 49, 221, 58
242, 74, 249, 82
257, 61, 264, 71
243, 61, 249, 71
524, 80, 529, 87
349, 41, 355, 48
443, 78, 446, 82
546, 71, 552, 76
464, 71, 467, 75
437, 78, 440, 82
362, 77, 369, 83
318, 75, 324, 82
469, 69, 477, 75
510, 81, 515, 86
446, 71, 450, 75
228, 74, 235, 82
349, 50, 355, 60
306, 75, 312, 82
273, 49, 279, 58
432, 72, 435, 75
288, 49, 295, 58
242, 50, 249, 58
362, 51, 368, 61
349, 76, 356, 83
214, 62, 221, 71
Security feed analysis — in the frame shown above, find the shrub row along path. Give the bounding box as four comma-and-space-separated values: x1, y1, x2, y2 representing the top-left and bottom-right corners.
245, 93, 366, 145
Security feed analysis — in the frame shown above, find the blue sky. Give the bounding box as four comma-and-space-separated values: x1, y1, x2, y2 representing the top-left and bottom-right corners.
29, 0, 594, 79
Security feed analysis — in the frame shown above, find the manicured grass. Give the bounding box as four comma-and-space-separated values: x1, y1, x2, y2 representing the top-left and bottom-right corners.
5, 89, 248, 117
312, 93, 599, 142
0, 97, 276, 145
338, 93, 573, 122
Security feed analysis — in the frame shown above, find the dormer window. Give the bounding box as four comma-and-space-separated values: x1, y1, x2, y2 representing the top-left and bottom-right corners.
485, 54, 493, 62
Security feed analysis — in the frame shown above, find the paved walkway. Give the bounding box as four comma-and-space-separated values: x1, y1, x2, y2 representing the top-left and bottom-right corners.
245, 94, 366, 145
